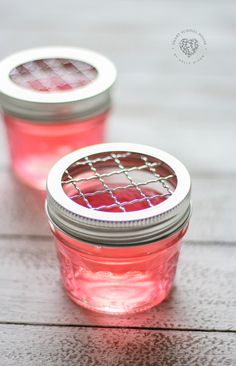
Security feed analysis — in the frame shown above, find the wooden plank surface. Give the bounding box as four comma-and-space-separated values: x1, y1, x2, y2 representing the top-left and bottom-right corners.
0, 0, 235, 364
0, 1, 236, 79
0, 1, 235, 178
0, 237, 235, 331
1, 324, 236, 366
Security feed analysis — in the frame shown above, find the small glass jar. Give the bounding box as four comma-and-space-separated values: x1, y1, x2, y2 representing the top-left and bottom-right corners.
46, 143, 191, 314
0, 47, 116, 189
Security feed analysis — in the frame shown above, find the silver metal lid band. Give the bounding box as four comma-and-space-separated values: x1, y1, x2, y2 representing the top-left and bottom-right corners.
0, 90, 111, 122
46, 195, 191, 246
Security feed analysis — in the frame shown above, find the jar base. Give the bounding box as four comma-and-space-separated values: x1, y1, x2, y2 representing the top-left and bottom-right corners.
65, 287, 170, 315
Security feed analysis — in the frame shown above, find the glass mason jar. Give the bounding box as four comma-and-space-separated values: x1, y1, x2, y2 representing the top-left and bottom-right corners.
0, 47, 116, 189
46, 143, 191, 314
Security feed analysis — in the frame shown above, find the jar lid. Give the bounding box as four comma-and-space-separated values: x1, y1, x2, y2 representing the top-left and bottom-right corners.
46, 143, 191, 246
0, 47, 116, 121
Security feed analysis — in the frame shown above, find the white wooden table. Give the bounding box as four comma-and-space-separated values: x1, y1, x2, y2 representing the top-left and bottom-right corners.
0, 1, 235, 364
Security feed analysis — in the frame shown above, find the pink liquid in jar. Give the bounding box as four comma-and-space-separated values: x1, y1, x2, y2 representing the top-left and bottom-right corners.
53, 223, 186, 314
53, 186, 186, 314
3, 111, 108, 190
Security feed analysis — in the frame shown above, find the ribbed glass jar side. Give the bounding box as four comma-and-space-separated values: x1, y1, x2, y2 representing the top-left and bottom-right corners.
50, 223, 188, 314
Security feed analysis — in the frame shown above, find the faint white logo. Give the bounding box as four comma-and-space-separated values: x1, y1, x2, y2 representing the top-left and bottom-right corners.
172, 29, 207, 64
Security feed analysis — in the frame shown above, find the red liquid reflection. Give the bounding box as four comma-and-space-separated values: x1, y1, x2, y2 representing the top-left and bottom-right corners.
3, 111, 108, 190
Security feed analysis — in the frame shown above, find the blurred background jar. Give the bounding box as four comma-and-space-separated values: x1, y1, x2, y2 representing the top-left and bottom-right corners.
0, 46, 116, 189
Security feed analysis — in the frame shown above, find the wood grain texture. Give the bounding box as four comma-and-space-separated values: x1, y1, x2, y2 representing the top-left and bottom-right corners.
0, 171, 235, 242
0, 237, 235, 331
0, 324, 236, 366
0, 0, 235, 363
